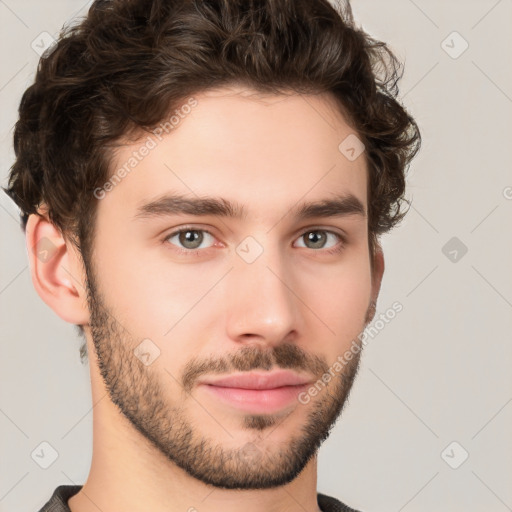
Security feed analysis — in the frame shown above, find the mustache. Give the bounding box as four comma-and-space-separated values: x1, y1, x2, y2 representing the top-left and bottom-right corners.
181, 342, 329, 393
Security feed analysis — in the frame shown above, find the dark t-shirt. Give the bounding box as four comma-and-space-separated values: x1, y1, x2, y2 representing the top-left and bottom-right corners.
37, 485, 362, 512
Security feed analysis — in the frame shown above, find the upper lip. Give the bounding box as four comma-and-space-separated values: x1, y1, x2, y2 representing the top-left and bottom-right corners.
199, 370, 313, 390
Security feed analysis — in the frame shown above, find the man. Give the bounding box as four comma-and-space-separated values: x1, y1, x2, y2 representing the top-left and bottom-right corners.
3, 0, 420, 510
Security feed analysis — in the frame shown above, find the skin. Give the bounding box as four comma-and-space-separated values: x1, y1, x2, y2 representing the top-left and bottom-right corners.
26, 86, 384, 512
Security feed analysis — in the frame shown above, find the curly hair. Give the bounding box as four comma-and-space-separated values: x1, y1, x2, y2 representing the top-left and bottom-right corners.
3, 0, 420, 274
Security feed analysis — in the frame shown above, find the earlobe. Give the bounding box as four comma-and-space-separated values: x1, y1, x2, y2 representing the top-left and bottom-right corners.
26, 211, 90, 325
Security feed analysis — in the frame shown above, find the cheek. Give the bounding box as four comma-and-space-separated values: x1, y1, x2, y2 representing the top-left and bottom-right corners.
90, 233, 173, 336
297, 259, 372, 343
89, 247, 207, 381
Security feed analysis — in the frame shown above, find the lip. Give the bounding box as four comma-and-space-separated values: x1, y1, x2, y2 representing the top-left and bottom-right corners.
199, 370, 313, 389
198, 371, 313, 414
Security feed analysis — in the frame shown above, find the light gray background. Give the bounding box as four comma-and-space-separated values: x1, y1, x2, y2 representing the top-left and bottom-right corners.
1, 1, 511, 511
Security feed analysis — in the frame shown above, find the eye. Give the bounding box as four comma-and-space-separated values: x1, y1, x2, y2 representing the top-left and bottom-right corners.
294, 229, 344, 253
163, 227, 346, 256
165, 228, 216, 252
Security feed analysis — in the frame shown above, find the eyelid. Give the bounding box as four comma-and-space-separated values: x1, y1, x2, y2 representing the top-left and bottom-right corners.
292, 224, 348, 243
162, 224, 348, 253
163, 225, 219, 250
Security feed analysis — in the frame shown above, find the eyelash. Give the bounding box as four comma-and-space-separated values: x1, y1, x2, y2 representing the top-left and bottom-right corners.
162, 226, 347, 257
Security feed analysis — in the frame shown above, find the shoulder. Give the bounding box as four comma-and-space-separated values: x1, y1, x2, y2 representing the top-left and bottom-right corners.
317, 492, 363, 512
37, 485, 82, 512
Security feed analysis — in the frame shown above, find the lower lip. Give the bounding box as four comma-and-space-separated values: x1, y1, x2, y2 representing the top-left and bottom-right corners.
200, 384, 310, 413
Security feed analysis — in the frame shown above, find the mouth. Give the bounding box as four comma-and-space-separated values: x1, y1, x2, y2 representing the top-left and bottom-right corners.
198, 370, 313, 414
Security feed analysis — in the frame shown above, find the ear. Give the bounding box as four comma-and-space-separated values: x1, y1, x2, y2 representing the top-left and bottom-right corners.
367, 245, 385, 323
25, 209, 90, 325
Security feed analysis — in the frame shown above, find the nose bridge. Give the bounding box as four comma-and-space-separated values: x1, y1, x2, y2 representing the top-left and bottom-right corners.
224, 238, 299, 344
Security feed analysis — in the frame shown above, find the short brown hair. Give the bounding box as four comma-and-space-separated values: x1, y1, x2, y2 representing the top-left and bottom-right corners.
4, 0, 420, 279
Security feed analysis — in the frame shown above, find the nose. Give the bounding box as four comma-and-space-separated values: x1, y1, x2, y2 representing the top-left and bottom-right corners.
224, 245, 300, 348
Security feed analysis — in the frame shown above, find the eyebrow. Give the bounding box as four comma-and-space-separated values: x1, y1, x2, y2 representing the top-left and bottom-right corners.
133, 192, 366, 222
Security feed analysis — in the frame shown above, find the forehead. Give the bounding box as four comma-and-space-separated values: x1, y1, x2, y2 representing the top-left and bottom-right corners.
102, 86, 368, 220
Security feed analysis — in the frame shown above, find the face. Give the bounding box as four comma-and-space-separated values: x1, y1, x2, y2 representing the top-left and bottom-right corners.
83, 86, 379, 489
